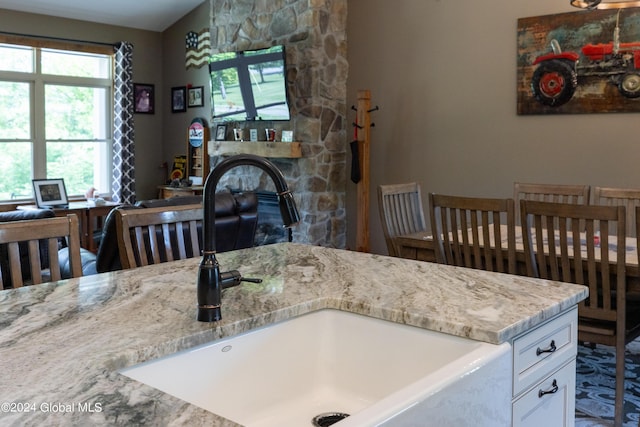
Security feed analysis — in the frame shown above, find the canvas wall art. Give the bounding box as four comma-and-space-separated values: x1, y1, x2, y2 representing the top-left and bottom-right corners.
517, 8, 640, 115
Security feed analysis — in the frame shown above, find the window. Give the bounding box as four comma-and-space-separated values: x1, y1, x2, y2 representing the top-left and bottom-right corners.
0, 41, 113, 202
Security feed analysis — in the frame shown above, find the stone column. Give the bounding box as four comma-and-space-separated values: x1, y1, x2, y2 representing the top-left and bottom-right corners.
209, 0, 348, 248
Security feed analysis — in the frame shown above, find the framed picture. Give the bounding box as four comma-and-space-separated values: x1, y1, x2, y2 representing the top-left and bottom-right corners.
32, 178, 69, 208
188, 86, 204, 108
517, 9, 640, 114
134, 83, 155, 114
215, 124, 227, 141
281, 130, 294, 142
171, 86, 186, 113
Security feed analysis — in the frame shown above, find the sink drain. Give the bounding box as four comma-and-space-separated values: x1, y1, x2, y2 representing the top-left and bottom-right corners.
312, 412, 350, 426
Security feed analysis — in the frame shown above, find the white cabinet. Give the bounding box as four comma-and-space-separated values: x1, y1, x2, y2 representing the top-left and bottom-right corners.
513, 360, 576, 426
512, 307, 578, 426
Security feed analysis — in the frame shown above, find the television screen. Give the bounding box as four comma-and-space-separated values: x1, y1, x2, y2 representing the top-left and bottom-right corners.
209, 45, 291, 121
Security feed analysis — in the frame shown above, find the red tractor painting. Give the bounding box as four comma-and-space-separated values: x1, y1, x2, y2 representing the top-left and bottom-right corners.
531, 12, 640, 106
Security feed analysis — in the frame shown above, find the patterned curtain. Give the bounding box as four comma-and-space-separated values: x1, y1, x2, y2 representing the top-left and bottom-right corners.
112, 42, 135, 204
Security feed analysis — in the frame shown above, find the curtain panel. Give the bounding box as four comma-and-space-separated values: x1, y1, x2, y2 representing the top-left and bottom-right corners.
112, 42, 135, 204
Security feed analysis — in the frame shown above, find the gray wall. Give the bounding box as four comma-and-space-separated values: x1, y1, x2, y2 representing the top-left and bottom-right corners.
0, 8, 164, 200
161, 2, 211, 176
346, 0, 640, 255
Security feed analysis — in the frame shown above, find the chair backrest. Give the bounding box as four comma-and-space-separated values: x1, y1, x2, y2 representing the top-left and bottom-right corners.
377, 182, 427, 257
593, 186, 640, 237
0, 214, 82, 288
520, 200, 625, 325
429, 193, 517, 274
115, 204, 203, 269
514, 182, 590, 224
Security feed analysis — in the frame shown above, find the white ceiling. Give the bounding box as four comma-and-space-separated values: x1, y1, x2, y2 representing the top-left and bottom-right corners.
0, 0, 206, 31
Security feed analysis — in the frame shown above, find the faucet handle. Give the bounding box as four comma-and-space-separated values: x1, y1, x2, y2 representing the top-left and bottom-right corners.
220, 270, 263, 289
220, 270, 241, 288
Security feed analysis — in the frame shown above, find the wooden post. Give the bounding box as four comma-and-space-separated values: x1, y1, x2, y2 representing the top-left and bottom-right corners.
356, 90, 371, 252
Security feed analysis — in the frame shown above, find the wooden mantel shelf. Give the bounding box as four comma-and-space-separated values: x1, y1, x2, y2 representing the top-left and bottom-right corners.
208, 140, 302, 158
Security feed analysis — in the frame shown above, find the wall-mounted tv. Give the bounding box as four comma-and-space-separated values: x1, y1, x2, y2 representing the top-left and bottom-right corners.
209, 45, 291, 121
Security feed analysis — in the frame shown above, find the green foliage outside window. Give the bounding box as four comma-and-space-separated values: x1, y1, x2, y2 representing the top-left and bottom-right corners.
0, 44, 112, 201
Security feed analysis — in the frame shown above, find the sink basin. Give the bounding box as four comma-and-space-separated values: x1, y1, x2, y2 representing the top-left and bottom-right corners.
121, 309, 511, 426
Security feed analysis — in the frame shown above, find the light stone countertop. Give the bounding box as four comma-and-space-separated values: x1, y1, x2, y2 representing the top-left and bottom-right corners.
0, 243, 587, 426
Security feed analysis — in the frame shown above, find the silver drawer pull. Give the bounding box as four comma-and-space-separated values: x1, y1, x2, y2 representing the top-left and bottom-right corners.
538, 379, 558, 398
536, 340, 556, 356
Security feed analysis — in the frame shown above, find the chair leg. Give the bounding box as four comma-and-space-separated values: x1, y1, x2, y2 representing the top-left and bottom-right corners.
614, 344, 625, 427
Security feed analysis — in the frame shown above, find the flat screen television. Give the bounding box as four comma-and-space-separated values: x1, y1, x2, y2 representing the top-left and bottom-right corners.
209, 45, 291, 121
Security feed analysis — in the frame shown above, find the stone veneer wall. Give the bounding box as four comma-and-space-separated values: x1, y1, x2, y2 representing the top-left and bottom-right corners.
209, 0, 348, 248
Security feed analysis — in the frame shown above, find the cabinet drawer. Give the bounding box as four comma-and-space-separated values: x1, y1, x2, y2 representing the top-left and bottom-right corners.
513, 307, 577, 396
513, 359, 576, 427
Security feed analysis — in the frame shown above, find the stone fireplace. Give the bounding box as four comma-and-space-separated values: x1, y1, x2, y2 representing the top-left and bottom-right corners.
208, 0, 348, 248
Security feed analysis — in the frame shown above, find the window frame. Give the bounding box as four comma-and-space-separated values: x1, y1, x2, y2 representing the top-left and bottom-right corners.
0, 35, 114, 203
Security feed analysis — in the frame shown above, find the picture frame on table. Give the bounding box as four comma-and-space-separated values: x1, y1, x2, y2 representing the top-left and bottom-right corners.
133, 83, 155, 114
171, 86, 187, 113
215, 124, 227, 141
188, 86, 204, 108
32, 178, 69, 208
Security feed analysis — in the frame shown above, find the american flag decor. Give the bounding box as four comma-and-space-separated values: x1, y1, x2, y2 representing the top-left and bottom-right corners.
185, 29, 211, 69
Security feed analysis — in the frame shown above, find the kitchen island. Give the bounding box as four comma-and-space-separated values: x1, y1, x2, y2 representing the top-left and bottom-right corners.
0, 243, 587, 426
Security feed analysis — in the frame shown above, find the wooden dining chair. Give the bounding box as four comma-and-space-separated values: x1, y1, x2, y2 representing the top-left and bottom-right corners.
115, 204, 203, 269
428, 193, 517, 274
0, 214, 83, 288
514, 182, 591, 204
377, 182, 427, 257
521, 200, 640, 427
514, 182, 590, 224
594, 186, 640, 237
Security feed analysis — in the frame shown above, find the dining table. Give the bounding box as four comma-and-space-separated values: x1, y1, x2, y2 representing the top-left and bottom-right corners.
396, 225, 640, 293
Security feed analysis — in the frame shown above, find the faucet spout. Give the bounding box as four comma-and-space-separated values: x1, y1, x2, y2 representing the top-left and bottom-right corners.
197, 154, 300, 322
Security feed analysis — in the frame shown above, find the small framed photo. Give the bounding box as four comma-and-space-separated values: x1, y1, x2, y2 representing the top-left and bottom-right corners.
281, 130, 294, 142
133, 83, 155, 114
171, 86, 186, 113
215, 124, 227, 141
188, 86, 204, 108
32, 178, 69, 208
249, 129, 258, 141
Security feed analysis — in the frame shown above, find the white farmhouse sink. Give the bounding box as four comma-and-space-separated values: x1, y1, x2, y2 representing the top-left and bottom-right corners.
121, 309, 511, 426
